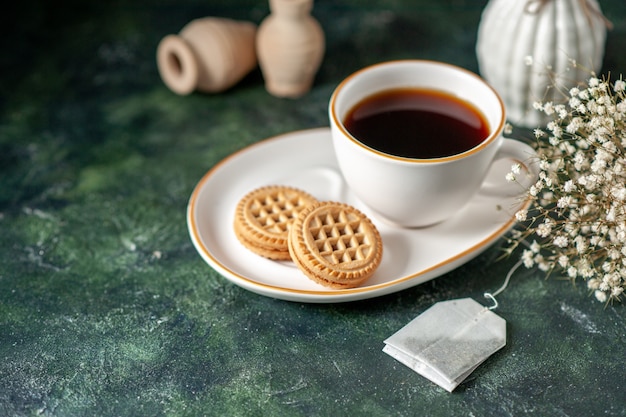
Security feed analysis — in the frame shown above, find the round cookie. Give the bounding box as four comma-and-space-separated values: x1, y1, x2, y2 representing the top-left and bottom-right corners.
234, 185, 318, 260
288, 201, 383, 288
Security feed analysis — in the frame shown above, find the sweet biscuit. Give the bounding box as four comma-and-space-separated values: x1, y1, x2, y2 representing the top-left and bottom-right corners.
234, 185, 318, 260
288, 201, 382, 288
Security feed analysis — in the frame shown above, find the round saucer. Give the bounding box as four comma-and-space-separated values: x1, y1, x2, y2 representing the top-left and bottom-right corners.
187, 128, 528, 303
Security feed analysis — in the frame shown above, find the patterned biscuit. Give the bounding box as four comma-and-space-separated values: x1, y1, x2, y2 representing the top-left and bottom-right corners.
288, 201, 383, 288
234, 185, 318, 260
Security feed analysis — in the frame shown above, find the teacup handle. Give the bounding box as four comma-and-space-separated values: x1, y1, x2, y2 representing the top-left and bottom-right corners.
479, 138, 538, 197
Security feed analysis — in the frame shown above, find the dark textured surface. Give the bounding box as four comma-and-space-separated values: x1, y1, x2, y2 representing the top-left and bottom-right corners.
2, 1, 626, 416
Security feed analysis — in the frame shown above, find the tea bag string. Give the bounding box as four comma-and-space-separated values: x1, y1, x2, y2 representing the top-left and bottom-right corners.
483, 259, 523, 310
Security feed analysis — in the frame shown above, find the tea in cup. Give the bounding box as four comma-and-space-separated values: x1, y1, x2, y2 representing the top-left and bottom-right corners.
329, 60, 535, 228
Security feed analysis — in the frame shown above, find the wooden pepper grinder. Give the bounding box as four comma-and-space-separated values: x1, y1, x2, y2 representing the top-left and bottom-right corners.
157, 17, 257, 95
256, 0, 325, 98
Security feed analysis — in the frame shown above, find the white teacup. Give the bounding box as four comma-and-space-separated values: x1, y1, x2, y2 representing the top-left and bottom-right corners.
329, 60, 535, 228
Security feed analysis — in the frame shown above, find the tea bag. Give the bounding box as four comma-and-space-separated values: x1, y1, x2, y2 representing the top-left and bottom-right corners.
383, 298, 506, 392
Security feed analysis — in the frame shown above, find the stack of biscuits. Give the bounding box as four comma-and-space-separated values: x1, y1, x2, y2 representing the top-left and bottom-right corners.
233, 185, 383, 289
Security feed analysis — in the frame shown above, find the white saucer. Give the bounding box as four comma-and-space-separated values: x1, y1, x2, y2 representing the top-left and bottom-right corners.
187, 128, 528, 303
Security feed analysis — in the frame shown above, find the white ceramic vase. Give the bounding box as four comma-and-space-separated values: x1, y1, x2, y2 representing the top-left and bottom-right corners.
476, 0, 608, 128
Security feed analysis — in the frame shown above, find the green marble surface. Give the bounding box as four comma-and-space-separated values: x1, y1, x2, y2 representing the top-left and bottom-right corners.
2, 1, 626, 416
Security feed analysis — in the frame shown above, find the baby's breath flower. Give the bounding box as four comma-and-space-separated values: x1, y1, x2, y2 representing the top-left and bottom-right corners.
522, 249, 535, 268
508, 69, 626, 303
536, 222, 552, 238
569, 96, 582, 109
530, 240, 541, 253
553, 235, 569, 248
588, 278, 601, 290
579, 89, 590, 100
515, 209, 527, 222
557, 195, 573, 209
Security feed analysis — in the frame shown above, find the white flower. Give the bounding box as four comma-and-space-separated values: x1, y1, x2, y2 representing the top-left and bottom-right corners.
599, 280, 610, 292
553, 235, 569, 248
509, 68, 626, 303
525, 55, 534, 66
529, 184, 540, 196
587, 278, 601, 290
569, 96, 581, 109
530, 240, 541, 253
566, 117, 582, 133
591, 157, 607, 174
606, 207, 616, 222
557, 196, 573, 208
574, 235, 588, 253
537, 222, 552, 237
595, 290, 608, 303
611, 185, 626, 201
535, 254, 550, 271
522, 249, 535, 268
547, 121, 562, 138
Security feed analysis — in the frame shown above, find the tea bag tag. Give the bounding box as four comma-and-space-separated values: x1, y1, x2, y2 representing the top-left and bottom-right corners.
383, 298, 506, 392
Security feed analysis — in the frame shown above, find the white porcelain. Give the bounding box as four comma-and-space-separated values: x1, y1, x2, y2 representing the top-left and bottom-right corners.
329, 60, 536, 228
187, 128, 530, 303
476, 0, 608, 128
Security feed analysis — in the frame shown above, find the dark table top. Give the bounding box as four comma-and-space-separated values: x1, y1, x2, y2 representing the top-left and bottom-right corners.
2, 1, 626, 416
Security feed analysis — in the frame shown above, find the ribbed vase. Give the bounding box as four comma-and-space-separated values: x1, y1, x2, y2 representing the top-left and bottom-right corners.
256, 0, 325, 98
157, 17, 257, 95
476, 0, 608, 127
